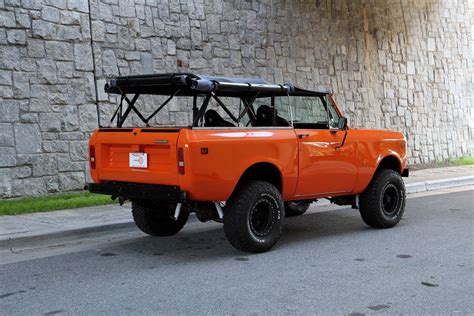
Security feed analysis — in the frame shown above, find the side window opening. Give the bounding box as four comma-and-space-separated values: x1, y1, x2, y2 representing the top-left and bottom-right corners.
254, 97, 290, 127
199, 95, 259, 128
253, 97, 272, 126
203, 96, 240, 127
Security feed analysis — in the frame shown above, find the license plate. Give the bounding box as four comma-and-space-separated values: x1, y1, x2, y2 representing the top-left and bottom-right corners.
129, 152, 148, 168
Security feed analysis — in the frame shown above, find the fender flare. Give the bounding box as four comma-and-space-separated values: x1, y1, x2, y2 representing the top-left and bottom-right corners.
375, 151, 404, 174
231, 160, 285, 196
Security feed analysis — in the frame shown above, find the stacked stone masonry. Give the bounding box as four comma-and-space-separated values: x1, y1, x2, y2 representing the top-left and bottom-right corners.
0, 0, 472, 197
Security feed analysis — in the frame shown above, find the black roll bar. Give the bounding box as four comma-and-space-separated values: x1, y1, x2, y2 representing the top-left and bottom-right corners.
211, 93, 239, 124
238, 93, 259, 122
110, 94, 124, 125
192, 94, 212, 127
117, 94, 140, 127
144, 89, 181, 124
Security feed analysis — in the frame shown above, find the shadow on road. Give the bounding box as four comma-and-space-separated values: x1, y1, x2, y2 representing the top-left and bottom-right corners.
100, 208, 382, 262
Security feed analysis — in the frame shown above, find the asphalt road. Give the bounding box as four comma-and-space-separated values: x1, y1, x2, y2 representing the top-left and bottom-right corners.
1, 190, 473, 315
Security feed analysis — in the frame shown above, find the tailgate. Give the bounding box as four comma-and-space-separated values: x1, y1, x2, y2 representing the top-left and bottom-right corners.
94, 128, 182, 186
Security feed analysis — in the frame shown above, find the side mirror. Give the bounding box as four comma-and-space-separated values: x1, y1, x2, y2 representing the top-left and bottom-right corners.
338, 117, 348, 130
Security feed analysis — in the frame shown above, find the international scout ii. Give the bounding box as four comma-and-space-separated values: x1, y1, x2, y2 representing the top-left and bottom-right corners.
87, 73, 408, 253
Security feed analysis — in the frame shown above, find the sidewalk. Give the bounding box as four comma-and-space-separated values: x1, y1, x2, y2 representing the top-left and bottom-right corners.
1, 165, 473, 247
404, 165, 474, 192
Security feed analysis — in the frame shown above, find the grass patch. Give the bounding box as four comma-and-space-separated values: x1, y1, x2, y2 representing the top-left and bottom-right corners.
448, 156, 474, 166
0, 192, 116, 216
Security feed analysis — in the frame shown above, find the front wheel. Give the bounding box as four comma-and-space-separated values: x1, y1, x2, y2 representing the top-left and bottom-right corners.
223, 181, 284, 253
359, 169, 406, 228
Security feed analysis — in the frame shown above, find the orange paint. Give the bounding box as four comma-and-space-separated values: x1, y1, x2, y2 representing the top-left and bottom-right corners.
89, 123, 406, 202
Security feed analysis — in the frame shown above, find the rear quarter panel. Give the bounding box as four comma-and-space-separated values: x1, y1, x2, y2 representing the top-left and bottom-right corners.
352, 129, 407, 193
178, 128, 299, 201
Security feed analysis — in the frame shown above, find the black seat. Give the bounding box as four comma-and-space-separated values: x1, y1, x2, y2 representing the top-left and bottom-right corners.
204, 109, 235, 127
256, 105, 290, 127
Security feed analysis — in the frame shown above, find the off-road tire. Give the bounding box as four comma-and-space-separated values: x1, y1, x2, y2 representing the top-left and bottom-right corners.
284, 201, 311, 217
132, 200, 188, 236
223, 181, 284, 253
359, 169, 406, 228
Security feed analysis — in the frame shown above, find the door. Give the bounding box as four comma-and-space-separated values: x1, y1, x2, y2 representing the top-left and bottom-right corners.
287, 95, 358, 197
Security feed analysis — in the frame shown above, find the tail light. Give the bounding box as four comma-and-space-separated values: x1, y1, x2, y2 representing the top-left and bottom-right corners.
177, 147, 185, 175
89, 145, 96, 169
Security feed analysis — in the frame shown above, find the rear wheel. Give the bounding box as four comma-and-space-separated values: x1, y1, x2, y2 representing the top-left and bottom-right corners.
224, 181, 284, 253
132, 200, 188, 236
359, 169, 406, 228
284, 201, 311, 217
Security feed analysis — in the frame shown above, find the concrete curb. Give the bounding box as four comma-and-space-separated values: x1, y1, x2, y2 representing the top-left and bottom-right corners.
405, 176, 474, 193
0, 221, 135, 249
1, 176, 473, 249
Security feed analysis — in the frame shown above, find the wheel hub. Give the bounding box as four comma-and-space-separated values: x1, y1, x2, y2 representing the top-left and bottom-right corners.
382, 184, 399, 215
249, 198, 275, 237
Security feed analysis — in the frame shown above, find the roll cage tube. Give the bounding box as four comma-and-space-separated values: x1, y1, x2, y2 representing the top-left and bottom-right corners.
210, 93, 239, 124
110, 90, 262, 128
238, 93, 259, 125
111, 88, 181, 128
192, 93, 212, 127
111, 94, 140, 128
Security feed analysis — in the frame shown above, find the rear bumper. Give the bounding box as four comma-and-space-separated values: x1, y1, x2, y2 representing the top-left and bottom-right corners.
86, 182, 187, 202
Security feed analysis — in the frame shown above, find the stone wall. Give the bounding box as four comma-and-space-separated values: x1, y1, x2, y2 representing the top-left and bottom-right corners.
0, 0, 472, 197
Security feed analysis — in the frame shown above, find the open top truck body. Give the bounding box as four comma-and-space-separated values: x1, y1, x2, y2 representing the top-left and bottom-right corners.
87, 73, 408, 253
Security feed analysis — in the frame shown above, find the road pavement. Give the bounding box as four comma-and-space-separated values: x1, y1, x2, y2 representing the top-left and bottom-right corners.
1, 189, 473, 315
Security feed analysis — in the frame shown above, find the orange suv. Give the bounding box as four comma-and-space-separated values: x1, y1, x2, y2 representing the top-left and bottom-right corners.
87, 73, 408, 253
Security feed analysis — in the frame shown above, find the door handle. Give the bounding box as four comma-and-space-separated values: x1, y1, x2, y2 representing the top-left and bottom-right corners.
298, 134, 309, 139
